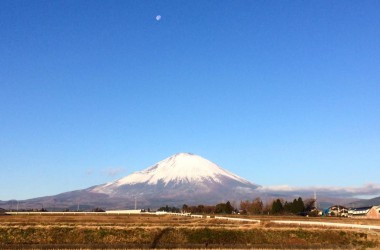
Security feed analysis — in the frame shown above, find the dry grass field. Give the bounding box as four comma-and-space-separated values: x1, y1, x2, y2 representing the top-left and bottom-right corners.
0, 214, 379, 249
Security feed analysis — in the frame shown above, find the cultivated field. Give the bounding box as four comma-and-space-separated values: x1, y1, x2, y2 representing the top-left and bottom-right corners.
0, 213, 379, 249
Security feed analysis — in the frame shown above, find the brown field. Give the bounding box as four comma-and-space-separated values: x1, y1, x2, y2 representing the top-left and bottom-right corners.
0, 214, 379, 249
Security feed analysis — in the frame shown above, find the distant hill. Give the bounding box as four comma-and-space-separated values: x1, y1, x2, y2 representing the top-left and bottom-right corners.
345, 196, 380, 208
313, 196, 360, 210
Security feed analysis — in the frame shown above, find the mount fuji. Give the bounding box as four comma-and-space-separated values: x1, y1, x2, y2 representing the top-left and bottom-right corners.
2, 153, 378, 210
89, 153, 260, 207
3, 153, 260, 210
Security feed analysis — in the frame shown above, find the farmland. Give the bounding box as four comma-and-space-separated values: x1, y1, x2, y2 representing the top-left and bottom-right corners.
0, 213, 379, 249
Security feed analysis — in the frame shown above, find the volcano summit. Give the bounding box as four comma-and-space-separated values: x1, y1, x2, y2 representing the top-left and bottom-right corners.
93, 153, 255, 191
89, 153, 260, 207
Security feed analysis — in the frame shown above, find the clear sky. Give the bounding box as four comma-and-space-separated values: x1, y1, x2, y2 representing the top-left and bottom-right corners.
1, 0, 379, 200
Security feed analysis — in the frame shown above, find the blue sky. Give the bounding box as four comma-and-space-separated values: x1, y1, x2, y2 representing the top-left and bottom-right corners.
1, 0, 379, 200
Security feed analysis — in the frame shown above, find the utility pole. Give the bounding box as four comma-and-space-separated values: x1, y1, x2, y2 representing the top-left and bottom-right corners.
134, 196, 137, 210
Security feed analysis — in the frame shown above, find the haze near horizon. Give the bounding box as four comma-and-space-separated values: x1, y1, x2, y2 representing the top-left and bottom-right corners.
1, 0, 379, 200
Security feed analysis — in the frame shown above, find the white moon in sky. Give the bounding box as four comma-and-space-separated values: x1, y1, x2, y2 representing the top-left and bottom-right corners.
156, 15, 161, 21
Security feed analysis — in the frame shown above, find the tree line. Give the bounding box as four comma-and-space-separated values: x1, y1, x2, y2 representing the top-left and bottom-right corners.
241, 197, 316, 215
158, 201, 235, 214
158, 197, 317, 216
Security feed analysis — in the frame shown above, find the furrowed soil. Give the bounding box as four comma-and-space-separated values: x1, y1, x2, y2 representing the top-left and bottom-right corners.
0, 214, 379, 249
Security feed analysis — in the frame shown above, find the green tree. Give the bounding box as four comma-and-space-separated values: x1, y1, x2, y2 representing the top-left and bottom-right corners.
215, 201, 234, 214
296, 197, 305, 213
283, 201, 291, 213
225, 201, 233, 214
271, 199, 283, 214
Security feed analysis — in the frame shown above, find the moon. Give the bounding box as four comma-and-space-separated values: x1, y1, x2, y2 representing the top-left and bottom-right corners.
156, 15, 161, 21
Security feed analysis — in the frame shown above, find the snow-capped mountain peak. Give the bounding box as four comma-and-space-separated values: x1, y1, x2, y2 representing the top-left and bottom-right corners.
93, 153, 254, 193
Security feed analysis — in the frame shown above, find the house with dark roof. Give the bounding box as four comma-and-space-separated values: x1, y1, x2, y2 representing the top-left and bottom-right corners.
348, 205, 380, 219
348, 206, 372, 217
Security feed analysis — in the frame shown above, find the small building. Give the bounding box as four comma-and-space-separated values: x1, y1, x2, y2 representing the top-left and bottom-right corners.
347, 206, 380, 219
324, 205, 348, 217
348, 207, 372, 217
366, 206, 380, 219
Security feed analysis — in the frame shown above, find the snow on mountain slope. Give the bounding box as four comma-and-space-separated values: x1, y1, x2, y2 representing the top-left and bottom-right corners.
92, 153, 256, 194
